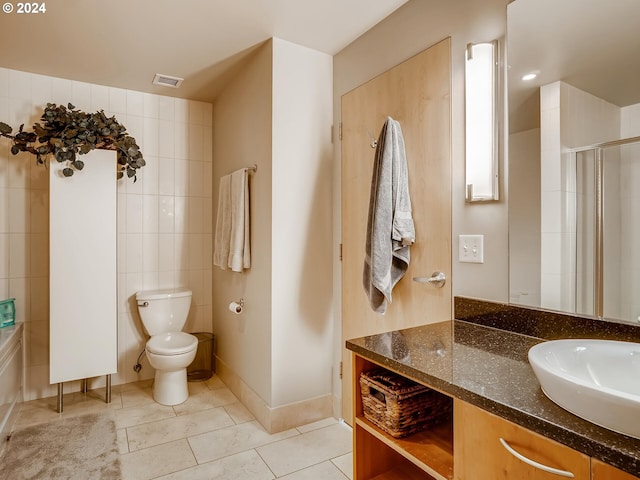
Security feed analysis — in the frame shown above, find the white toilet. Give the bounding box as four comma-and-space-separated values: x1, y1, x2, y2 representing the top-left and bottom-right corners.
136, 288, 198, 406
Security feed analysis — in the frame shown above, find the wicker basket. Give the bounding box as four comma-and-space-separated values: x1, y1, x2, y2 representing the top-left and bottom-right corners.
360, 368, 452, 438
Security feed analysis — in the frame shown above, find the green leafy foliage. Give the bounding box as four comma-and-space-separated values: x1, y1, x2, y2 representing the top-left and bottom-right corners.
0, 103, 145, 181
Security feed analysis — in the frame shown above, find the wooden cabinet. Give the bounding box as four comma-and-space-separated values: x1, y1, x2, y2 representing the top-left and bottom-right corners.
353, 354, 453, 480
592, 460, 640, 480
454, 400, 590, 479
352, 352, 639, 480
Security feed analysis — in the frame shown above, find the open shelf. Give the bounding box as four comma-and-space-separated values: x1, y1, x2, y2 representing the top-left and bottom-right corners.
355, 416, 453, 480
370, 461, 438, 480
352, 353, 454, 480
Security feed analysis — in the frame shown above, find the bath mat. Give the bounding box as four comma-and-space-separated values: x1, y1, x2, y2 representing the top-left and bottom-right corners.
0, 412, 121, 480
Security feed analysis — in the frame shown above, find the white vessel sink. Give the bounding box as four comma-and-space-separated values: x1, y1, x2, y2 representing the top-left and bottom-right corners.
528, 339, 640, 439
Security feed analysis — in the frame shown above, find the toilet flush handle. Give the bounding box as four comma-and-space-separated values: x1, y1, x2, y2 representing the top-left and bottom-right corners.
138, 301, 149, 307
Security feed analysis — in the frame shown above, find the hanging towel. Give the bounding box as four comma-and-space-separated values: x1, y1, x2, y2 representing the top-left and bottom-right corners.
213, 174, 232, 269
228, 168, 251, 271
214, 168, 251, 272
363, 117, 415, 314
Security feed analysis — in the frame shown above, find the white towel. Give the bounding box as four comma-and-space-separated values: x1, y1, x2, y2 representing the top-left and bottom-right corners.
214, 168, 251, 272
213, 174, 231, 269
363, 117, 415, 314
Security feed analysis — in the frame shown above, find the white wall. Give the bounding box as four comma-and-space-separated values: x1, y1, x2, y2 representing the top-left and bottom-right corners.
621, 104, 640, 139
212, 39, 334, 418
619, 104, 640, 322
508, 128, 540, 306
271, 38, 334, 407
212, 42, 274, 405
0, 67, 213, 400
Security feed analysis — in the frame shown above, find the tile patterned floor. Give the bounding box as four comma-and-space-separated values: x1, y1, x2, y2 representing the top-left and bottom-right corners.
12, 375, 353, 479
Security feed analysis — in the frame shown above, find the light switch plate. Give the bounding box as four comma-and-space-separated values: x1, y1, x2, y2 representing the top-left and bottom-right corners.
459, 235, 484, 263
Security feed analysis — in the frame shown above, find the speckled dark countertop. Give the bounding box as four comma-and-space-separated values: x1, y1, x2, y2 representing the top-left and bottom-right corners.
346, 307, 640, 477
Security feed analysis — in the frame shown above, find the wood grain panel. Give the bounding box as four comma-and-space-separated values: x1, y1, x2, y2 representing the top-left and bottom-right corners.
592, 460, 640, 480
454, 400, 591, 480
341, 38, 452, 423
352, 354, 452, 480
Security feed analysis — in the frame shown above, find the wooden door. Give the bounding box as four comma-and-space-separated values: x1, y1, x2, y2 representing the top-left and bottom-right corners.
454, 400, 591, 480
592, 460, 639, 480
341, 38, 452, 423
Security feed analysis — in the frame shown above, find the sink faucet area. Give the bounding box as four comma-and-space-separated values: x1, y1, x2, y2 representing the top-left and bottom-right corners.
528, 339, 640, 439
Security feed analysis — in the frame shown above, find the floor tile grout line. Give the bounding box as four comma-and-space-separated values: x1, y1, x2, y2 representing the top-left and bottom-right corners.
265, 456, 350, 479
15, 377, 354, 479
251, 424, 346, 477
146, 447, 270, 480
181, 419, 304, 470
128, 418, 343, 460
115, 407, 179, 429
143, 440, 199, 480
124, 408, 239, 454
253, 447, 278, 479
329, 455, 353, 480
122, 427, 131, 455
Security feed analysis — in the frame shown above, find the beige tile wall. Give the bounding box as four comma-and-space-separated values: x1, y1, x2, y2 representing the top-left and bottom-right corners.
0, 67, 213, 400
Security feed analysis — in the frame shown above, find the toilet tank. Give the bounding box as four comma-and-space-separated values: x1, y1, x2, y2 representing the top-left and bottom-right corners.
136, 289, 192, 336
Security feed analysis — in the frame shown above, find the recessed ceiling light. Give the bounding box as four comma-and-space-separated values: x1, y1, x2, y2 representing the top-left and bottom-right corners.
152, 73, 184, 88
521, 72, 538, 81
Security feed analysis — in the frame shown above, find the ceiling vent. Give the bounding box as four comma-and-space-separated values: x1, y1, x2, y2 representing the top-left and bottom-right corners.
152, 73, 184, 88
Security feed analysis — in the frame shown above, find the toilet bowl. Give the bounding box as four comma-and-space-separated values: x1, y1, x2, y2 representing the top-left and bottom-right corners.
136, 289, 198, 406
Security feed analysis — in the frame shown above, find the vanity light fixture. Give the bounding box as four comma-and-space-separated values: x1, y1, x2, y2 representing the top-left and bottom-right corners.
152, 73, 184, 88
465, 41, 500, 202
522, 72, 538, 81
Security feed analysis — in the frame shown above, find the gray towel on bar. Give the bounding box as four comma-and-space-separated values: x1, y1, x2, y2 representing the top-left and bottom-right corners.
363, 117, 415, 314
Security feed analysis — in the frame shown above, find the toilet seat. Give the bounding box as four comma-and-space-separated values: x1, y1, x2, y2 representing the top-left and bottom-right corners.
147, 332, 197, 356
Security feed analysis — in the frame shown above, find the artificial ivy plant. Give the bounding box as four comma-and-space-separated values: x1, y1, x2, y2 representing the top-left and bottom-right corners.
0, 103, 145, 181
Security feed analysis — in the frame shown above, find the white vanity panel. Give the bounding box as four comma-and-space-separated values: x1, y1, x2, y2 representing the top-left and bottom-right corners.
49, 150, 117, 384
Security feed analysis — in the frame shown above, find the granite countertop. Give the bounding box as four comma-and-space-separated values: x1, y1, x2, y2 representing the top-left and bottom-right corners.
346, 320, 640, 477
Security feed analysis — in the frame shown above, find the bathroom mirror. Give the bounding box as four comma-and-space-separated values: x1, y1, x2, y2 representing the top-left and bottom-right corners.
507, 0, 640, 323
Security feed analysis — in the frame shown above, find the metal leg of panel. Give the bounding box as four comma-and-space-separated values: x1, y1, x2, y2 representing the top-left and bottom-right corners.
81, 378, 88, 394
105, 374, 111, 404
57, 383, 63, 413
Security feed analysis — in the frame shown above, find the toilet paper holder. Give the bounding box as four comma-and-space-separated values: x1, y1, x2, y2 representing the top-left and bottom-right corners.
229, 298, 245, 314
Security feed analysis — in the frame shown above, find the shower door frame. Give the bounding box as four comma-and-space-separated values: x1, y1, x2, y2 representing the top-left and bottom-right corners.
569, 135, 640, 318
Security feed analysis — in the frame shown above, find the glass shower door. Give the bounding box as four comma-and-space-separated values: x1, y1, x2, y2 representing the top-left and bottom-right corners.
603, 142, 640, 322
574, 139, 640, 322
